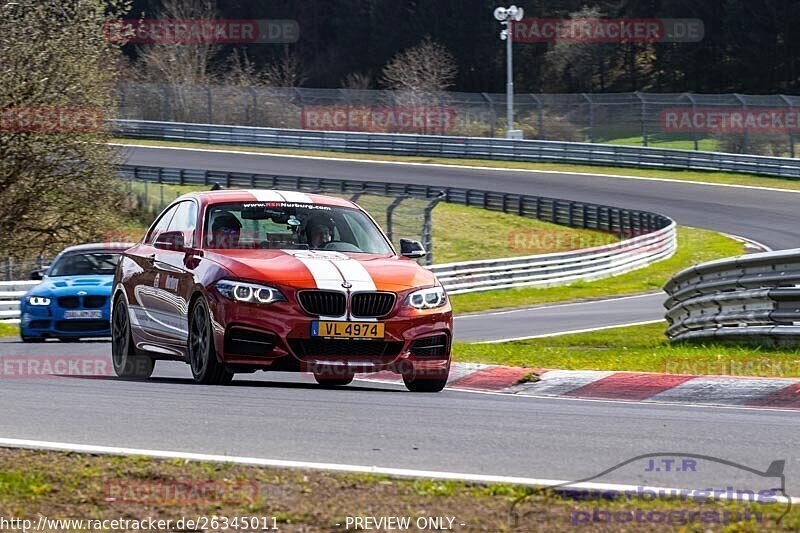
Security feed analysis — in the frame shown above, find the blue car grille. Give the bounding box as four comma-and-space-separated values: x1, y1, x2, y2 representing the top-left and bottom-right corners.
58, 296, 80, 308
56, 295, 107, 309
83, 295, 107, 308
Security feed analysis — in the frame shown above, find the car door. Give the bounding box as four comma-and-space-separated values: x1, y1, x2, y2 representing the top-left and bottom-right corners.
150, 200, 200, 349
126, 202, 180, 345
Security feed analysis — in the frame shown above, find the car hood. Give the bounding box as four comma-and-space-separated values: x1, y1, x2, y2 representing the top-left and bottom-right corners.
27, 275, 115, 297
207, 249, 436, 292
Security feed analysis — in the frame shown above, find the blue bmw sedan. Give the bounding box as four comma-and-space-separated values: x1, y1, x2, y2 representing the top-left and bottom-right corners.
19, 243, 134, 342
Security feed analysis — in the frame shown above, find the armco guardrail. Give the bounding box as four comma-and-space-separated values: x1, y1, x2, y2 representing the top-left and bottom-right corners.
434, 223, 675, 294
120, 164, 676, 296
114, 120, 800, 179
664, 249, 800, 344
0, 281, 38, 323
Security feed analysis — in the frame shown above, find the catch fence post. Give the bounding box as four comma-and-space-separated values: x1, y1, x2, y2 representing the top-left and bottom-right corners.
422, 198, 441, 266
386, 196, 406, 244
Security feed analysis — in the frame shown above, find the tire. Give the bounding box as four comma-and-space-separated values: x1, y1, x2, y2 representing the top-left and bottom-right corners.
111, 298, 154, 379
313, 372, 355, 387
402, 365, 449, 393
20, 334, 43, 343
188, 297, 233, 385
58, 337, 80, 342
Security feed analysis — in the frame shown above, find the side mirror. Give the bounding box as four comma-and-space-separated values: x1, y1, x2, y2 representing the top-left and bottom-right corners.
154, 230, 187, 252
400, 238, 426, 259
29, 268, 45, 280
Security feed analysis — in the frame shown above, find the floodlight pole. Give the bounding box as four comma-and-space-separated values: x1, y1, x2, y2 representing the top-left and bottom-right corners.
495, 5, 523, 139
505, 20, 514, 137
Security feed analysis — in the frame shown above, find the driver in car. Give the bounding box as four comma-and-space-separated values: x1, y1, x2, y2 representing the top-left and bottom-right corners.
306, 215, 335, 249
209, 211, 242, 249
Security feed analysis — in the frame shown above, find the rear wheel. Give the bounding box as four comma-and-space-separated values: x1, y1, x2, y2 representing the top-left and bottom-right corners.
188, 297, 233, 385
402, 365, 449, 393
111, 298, 154, 379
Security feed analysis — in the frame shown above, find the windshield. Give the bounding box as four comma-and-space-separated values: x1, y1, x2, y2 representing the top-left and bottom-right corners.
48, 252, 121, 277
204, 202, 393, 255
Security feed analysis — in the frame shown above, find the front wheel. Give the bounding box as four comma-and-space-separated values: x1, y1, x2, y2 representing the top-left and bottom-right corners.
402, 365, 449, 393
111, 298, 154, 379
188, 297, 233, 385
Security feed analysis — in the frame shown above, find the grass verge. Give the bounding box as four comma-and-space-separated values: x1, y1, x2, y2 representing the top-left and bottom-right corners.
0, 448, 794, 531
454, 321, 800, 379
450, 226, 744, 314
113, 137, 800, 192
0, 322, 19, 338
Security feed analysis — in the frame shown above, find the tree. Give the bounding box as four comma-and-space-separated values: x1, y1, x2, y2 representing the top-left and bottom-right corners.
262, 49, 308, 88
380, 37, 457, 93
134, 0, 218, 85
0, 0, 130, 259
540, 6, 617, 92
341, 72, 372, 90
133, 0, 219, 121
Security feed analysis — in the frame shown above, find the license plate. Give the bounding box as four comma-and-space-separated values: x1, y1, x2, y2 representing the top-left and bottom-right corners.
311, 321, 384, 339
64, 310, 103, 320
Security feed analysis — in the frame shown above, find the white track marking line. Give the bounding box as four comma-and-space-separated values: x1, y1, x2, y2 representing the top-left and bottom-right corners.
720, 232, 773, 252
110, 142, 800, 195
474, 320, 664, 344
455, 292, 664, 319
0, 437, 796, 503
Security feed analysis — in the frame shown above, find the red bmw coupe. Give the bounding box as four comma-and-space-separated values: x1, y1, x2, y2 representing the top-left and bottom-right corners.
111, 189, 452, 392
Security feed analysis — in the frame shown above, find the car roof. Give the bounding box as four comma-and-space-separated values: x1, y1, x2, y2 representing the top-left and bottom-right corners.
58, 243, 136, 254
178, 189, 360, 209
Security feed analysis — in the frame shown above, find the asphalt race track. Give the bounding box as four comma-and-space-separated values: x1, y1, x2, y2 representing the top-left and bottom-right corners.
1, 144, 798, 493
1, 338, 799, 493
455, 293, 665, 342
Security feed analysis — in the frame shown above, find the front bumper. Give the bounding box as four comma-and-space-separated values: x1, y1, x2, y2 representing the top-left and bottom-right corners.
208, 288, 452, 374
20, 302, 111, 338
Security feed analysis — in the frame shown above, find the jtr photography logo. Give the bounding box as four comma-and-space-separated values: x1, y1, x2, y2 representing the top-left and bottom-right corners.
510, 452, 792, 528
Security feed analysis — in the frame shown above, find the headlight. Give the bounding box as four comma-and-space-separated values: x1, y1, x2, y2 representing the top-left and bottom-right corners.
27, 296, 51, 306
215, 280, 287, 305
405, 286, 447, 310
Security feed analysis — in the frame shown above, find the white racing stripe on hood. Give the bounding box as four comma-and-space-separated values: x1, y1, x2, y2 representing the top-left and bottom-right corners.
325, 252, 377, 293
282, 250, 346, 320
282, 250, 378, 321
278, 191, 313, 203
283, 250, 344, 291
245, 189, 284, 202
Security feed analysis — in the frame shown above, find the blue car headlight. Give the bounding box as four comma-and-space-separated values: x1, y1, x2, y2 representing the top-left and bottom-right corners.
215, 280, 287, 305
27, 296, 51, 306
405, 286, 447, 310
